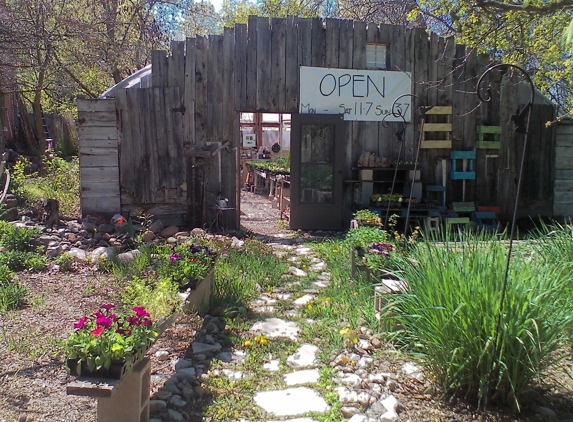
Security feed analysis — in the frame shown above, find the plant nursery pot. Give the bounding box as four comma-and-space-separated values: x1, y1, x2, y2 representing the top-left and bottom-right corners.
66, 356, 136, 380
180, 267, 215, 313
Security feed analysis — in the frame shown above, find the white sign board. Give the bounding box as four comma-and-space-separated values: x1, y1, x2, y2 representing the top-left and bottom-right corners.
299, 66, 412, 122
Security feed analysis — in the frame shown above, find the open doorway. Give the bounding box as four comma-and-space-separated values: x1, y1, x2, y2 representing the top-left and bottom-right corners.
238, 112, 292, 236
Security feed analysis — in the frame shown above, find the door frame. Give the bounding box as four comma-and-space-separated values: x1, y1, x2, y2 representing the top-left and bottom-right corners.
289, 113, 345, 230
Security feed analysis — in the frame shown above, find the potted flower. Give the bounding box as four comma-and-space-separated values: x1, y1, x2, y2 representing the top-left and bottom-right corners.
65, 304, 157, 378
352, 209, 382, 227
158, 244, 215, 290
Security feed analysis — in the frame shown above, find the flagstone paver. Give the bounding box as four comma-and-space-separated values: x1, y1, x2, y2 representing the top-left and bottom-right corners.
287, 343, 320, 367
254, 387, 330, 416
284, 368, 321, 385
250, 317, 300, 341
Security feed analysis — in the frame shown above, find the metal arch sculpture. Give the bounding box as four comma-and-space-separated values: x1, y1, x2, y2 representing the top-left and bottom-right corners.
475, 63, 535, 421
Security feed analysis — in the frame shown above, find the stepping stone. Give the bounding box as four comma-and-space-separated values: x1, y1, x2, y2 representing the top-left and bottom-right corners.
287, 344, 319, 368
251, 294, 278, 307
251, 305, 275, 314
289, 266, 308, 277
263, 359, 281, 371
254, 387, 329, 416
295, 247, 312, 255
293, 294, 315, 307
284, 368, 320, 386
312, 280, 330, 288
317, 272, 331, 280
268, 419, 319, 422
273, 292, 292, 301
309, 262, 327, 271
250, 318, 300, 341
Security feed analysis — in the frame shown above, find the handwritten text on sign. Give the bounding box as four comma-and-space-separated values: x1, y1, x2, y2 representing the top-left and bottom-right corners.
299, 67, 412, 122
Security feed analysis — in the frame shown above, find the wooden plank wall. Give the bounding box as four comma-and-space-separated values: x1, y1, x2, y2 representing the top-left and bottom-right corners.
80, 17, 557, 226
77, 98, 120, 216
553, 120, 573, 218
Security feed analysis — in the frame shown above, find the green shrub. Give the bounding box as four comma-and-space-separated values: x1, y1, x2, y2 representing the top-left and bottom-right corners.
0, 221, 42, 251
0, 250, 46, 272
8, 156, 80, 218
381, 234, 573, 410
54, 253, 74, 271
0, 281, 27, 312
0, 265, 26, 312
121, 276, 180, 321
344, 226, 390, 248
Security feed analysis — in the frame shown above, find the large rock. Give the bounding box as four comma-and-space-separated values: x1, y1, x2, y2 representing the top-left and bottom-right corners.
160, 226, 179, 238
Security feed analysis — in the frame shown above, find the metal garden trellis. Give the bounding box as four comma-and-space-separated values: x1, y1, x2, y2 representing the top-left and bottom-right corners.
475, 63, 535, 421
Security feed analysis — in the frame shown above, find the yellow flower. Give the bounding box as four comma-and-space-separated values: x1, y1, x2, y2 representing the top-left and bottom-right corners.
239, 269, 243, 273
339, 327, 350, 335
307, 304, 313, 310
260, 337, 268, 345
243, 340, 252, 347
332, 249, 338, 253
254, 335, 261, 343
353, 291, 359, 296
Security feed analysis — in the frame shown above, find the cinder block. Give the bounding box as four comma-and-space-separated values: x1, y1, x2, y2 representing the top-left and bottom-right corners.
97, 358, 151, 422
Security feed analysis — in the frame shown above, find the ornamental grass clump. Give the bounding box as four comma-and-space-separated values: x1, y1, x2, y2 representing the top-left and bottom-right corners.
381, 233, 573, 410
65, 304, 157, 375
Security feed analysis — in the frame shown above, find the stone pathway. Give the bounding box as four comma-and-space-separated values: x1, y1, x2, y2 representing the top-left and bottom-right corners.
148, 240, 413, 422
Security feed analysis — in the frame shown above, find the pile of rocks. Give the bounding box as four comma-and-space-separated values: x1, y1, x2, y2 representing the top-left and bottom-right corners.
10, 213, 210, 260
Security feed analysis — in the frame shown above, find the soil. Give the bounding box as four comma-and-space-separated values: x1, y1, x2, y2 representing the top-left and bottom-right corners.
0, 191, 572, 422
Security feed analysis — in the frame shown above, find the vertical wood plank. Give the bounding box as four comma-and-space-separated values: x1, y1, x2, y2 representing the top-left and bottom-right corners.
271, 18, 287, 112
297, 17, 312, 67
285, 15, 298, 112
223, 27, 236, 142
169, 41, 186, 91
366, 22, 379, 44
390, 25, 405, 71
246, 16, 258, 111
256, 17, 271, 111
184, 37, 196, 149
339, 20, 354, 69
208, 35, 224, 143
311, 18, 326, 68
325, 18, 340, 68
194, 36, 208, 148
151, 50, 169, 87
234, 24, 248, 111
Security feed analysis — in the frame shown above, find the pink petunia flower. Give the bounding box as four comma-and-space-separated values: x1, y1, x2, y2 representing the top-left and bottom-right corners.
74, 316, 89, 330
90, 326, 105, 337
100, 303, 115, 310
96, 315, 113, 328
127, 316, 141, 326
169, 253, 182, 262
132, 306, 150, 318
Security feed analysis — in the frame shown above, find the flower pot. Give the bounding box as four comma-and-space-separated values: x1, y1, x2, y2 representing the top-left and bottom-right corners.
66, 356, 135, 380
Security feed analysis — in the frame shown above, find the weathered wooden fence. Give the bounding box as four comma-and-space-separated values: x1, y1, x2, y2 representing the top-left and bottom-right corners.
78, 17, 560, 226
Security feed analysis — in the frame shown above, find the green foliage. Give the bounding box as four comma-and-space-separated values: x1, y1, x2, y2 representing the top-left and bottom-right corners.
352, 209, 382, 226
213, 239, 288, 307
8, 156, 80, 217
0, 264, 26, 312
0, 220, 42, 251
0, 250, 46, 272
0, 281, 28, 312
65, 304, 157, 374
54, 253, 74, 271
344, 225, 390, 248
156, 244, 215, 288
121, 276, 181, 321
247, 160, 290, 175
381, 234, 573, 409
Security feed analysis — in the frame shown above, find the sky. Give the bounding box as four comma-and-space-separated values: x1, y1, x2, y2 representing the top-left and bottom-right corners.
210, 0, 223, 12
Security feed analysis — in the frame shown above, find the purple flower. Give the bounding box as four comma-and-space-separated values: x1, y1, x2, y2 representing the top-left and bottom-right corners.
96, 315, 113, 328
74, 316, 89, 330
100, 303, 115, 310
169, 253, 182, 262
132, 306, 150, 318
